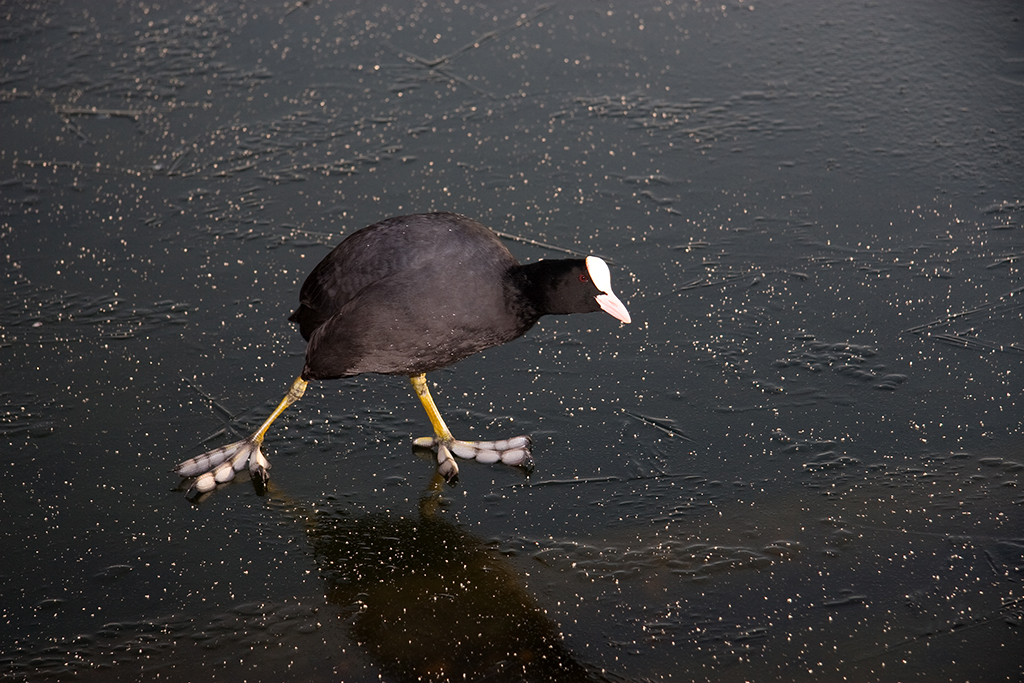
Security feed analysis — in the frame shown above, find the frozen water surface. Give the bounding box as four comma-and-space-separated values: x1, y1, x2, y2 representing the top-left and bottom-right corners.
1, 1, 1022, 681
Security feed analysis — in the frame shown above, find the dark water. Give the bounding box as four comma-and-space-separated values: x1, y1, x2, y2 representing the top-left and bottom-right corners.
2, 1, 1022, 681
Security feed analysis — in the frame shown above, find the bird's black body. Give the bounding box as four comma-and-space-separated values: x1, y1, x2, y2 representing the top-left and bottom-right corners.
289, 212, 605, 380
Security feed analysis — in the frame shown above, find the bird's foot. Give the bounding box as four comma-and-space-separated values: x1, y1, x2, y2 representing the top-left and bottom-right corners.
435, 442, 459, 485
173, 436, 270, 497
413, 434, 534, 482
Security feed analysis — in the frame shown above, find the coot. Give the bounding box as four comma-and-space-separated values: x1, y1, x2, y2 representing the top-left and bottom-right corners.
175, 212, 630, 495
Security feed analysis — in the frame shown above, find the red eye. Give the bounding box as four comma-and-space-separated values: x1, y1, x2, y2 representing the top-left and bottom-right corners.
579, 274, 589, 283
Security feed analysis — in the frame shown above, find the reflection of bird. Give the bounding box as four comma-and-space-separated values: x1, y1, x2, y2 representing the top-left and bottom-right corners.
175, 212, 630, 495
305, 475, 602, 683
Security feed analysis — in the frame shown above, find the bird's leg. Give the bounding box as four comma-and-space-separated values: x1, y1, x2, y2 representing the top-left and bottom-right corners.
409, 374, 459, 483
409, 374, 534, 484
174, 376, 308, 496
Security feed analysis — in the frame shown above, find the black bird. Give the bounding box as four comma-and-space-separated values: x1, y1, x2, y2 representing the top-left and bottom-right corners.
175, 212, 630, 494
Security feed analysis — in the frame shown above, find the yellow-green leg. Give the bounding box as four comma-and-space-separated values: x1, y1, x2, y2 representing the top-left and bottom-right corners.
252, 376, 308, 443
409, 373, 534, 484
410, 373, 460, 483
175, 376, 308, 496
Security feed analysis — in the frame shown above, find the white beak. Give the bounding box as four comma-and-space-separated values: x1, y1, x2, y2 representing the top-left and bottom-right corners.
586, 256, 631, 324
597, 292, 631, 324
